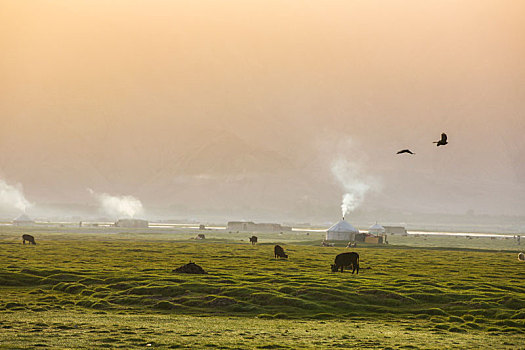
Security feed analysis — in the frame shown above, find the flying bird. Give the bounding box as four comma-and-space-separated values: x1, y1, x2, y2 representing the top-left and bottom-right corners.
433, 133, 448, 146
397, 149, 415, 155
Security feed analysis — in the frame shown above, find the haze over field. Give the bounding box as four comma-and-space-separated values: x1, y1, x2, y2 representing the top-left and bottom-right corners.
1, 1, 524, 223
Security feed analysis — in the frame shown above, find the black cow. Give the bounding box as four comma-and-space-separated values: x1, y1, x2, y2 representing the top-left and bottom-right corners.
22, 234, 36, 245
331, 252, 359, 274
274, 245, 288, 259
249, 236, 258, 245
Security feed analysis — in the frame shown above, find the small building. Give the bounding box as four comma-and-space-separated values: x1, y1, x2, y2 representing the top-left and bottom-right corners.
384, 226, 407, 236
226, 221, 292, 232
326, 218, 359, 241
13, 214, 35, 226
115, 219, 149, 228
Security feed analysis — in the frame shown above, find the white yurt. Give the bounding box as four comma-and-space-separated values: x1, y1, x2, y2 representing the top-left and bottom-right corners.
368, 223, 385, 236
326, 218, 359, 241
13, 214, 35, 226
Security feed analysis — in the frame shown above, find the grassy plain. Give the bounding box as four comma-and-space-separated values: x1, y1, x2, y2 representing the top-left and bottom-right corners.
0, 226, 524, 349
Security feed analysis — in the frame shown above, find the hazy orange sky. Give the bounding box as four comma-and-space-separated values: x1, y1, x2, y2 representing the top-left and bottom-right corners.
1, 1, 524, 221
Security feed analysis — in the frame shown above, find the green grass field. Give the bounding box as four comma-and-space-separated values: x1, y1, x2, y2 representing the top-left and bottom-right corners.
1, 227, 524, 349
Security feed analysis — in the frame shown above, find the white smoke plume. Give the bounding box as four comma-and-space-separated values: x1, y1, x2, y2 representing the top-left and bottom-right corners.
331, 157, 378, 218
0, 179, 32, 213
88, 189, 144, 218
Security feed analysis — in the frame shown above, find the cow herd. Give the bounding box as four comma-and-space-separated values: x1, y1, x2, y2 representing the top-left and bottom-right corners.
251, 236, 359, 273
271, 244, 359, 274
21, 233, 361, 273
19, 232, 524, 273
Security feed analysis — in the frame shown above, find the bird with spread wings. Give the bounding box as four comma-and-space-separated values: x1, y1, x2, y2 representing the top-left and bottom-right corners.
433, 133, 448, 146
397, 149, 415, 155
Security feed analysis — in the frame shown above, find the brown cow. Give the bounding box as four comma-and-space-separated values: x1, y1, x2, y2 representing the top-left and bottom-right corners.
22, 234, 36, 245
249, 236, 258, 245
274, 245, 288, 259
331, 252, 359, 274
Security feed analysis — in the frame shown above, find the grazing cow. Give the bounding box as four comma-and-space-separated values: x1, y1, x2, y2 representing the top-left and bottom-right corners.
22, 234, 36, 245
331, 252, 359, 274
274, 245, 288, 259
518, 252, 525, 261
249, 236, 258, 245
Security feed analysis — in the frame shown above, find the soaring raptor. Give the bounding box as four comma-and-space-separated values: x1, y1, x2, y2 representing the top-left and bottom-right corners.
433, 133, 448, 146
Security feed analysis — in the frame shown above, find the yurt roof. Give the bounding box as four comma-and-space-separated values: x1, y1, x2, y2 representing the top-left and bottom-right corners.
327, 219, 359, 233
13, 214, 33, 222
369, 223, 385, 230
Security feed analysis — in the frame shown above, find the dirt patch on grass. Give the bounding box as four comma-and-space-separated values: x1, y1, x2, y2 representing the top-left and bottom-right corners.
173, 263, 207, 274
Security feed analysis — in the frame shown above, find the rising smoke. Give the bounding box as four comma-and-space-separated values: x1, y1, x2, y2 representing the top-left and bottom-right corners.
88, 189, 144, 218
0, 179, 32, 213
331, 157, 379, 218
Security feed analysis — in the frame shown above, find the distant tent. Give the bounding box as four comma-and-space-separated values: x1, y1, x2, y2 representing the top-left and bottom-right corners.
13, 214, 35, 226
326, 219, 359, 241
368, 223, 385, 235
